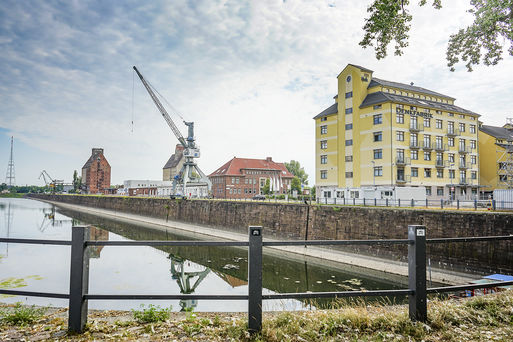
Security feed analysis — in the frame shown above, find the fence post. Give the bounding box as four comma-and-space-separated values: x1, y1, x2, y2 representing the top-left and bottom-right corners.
457, 199, 460, 210
411, 199, 414, 208
408, 225, 427, 322
474, 199, 477, 210
363, 198, 366, 206
441, 198, 443, 209
398, 199, 401, 207
386, 198, 389, 207
68, 225, 90, 333
425, 198, 428, 208
353, 198, 355, 206
492, 199, 496, 210
343, 197, 346, 205
374, 198, 377, 206
248, 226, 263, 334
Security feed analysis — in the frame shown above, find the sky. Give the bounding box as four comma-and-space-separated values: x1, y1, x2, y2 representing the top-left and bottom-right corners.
1, 0, 512, 187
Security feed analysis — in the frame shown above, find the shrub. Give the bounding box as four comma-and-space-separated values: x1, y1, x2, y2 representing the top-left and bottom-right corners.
132, 304, 172, 323
0, 302, 46, 325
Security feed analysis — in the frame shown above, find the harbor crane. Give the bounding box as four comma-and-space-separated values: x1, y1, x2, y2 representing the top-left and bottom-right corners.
133, 66, 211, 197
39, 170, 63, 192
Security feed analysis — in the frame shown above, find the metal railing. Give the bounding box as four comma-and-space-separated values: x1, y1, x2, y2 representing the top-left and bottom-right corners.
1, 226, 513, 335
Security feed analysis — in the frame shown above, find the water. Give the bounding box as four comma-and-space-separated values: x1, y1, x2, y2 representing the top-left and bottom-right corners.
1, 198, 409, 312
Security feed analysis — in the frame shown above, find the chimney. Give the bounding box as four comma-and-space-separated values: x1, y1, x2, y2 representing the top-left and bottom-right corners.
92, 148, 104, 155
266, 157, 272, 162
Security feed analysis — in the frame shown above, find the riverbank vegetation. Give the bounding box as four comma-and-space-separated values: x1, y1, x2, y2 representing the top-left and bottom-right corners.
1, 291, 512, 341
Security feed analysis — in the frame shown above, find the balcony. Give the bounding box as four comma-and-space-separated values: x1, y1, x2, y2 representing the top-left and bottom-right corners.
434, 143, 447, 151
396, 174, 411, 184
409, 141, 420, 149
395, 157, 410, 166
459, 177, 468, 185
422, 141, 433, 150
446, 128, 459, 137
458, 146, 471, 154
459, 162, 470, 170
435, 159, 445, 168
409, 122, 423, 132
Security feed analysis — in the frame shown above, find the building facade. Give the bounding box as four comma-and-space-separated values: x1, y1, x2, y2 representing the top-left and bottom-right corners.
81, 148, 111, 194
163, 144, 185, 181
208, 157, 294, 199
479, 120, 513, 194
314, 64, 480, 201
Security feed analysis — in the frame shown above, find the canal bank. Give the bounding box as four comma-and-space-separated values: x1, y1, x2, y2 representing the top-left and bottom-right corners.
35, 197, 476, 285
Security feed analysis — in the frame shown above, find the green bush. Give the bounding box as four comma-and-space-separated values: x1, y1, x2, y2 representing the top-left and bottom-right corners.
132, 304, 172, 323
0, 302, 46, 325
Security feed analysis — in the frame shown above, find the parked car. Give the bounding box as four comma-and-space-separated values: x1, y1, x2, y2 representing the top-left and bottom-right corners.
252, 194, 266, 200
170, 194, 187, 200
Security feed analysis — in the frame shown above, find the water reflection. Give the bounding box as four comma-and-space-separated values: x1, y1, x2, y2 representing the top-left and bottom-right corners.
1, 198, 412, 311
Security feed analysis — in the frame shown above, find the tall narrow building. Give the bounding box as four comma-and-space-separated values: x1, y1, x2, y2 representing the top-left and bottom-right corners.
81, 148, 111, 194
314, 64, 481, 201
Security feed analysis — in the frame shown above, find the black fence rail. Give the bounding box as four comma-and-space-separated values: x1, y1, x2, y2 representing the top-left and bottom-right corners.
1, 226, 513, 335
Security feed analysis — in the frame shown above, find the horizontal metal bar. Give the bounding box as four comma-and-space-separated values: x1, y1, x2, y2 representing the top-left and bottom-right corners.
85, 240, 249, 247
262, 289, 413, 300
0, 289, 69, 299
85, 294, 249, 300
427, 280, 513, 294
427, 235, 513, 243
263, 239, 411, 247
0, 237, 72, 246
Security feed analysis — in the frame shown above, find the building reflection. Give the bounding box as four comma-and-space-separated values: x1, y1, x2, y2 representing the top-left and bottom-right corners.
168, 254, 210, 311
88, 226, 109, 259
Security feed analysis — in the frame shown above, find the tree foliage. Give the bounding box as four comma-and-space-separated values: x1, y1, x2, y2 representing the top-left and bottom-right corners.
284, 160, 309, 185
72, 170, 82, 193
359, 0, 513, 71
291, 177, 302, 194
262, 178, 271, 195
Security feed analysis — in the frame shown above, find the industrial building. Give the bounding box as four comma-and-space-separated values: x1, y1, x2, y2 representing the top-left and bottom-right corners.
208, 157, 294, 199
163, 144, 185, 181
314, 64, 480, 201
81, 148, 111, 194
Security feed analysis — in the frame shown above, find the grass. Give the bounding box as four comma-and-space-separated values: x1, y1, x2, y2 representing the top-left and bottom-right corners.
0, 193, 24, 198
131, 304, 172, 323
0, 302, 46, 325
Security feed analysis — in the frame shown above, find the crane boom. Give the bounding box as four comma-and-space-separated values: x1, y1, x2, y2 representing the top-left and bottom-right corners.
132, 66, 187, 147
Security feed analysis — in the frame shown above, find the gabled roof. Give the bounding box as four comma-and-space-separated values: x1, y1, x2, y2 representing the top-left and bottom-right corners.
337, 64, 374, 79
163, 145, 184, 169
360, 91, 479, 116
480, 125, 513, 141
313, 103, 338, 119
208, 157, 294, 178
82, 148, 110, 170
368, 77, 455, 100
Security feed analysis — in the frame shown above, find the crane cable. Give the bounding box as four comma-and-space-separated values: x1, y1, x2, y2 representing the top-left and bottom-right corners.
146, 77, 186, 122
131, 70, 135, 133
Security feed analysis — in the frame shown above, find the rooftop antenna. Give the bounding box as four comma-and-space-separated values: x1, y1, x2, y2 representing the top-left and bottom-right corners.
5, 136, 15, 187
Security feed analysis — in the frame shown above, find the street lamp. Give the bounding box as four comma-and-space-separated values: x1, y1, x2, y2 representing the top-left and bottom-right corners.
449, 163, 455, 201
371, 161, 376, 187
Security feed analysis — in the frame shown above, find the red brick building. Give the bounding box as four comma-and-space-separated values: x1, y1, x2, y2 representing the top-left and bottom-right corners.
208, 157, 294, 199
81, 148, 111, 194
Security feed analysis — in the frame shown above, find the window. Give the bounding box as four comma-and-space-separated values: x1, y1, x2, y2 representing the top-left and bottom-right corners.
345, 123, 353, 130
373, 114, 383, 125
374, 167, 383, 177
345, 139, 353, 146
396, 112, 404, 124
397, 149, 405, 162
345, 172, 353, 178
448, 112, 454, 117
423, 118, 430, 128
374, 132, 383, 142
459, 123, 465, 132
437, 187, 444, 196
448, 153, 455, 163
459, 139, 466, 151
471, 155, 476, 164
396, 131, 404, 141
345, 91, 353, 98
345, 108, 353, 114
424, 151, 431, 161
436, 110, 442, 115
231, 177, 235, 184
448, 137, 454, 147
373, 104, 382, 109
320, 140, 327, 149
424, 168, 432, 178
320, 155, 327, 164
470, 140, 476, 149
396, 104, 404, 109
320, 125, 327, 134
374, 149, 383, 159
436, 119, 443, 129
426, 187, 432, 196
411, 133, 418, 147
459, 114, 465, 119
320, 170, 327, 179
411, 150, 418, 160
471, 171, 477, 179
448, 121, 454, 133
449, 170, 455, 179
437, 169, 444, 178
411, 167, 418, 177
323, 191, 331, 198
236, 178, 239, 184
423, 134, 431, 148
410, 106, 417, 111
321, 117, 327, 121
345, 155, 353, 162
470, 124, 476, 133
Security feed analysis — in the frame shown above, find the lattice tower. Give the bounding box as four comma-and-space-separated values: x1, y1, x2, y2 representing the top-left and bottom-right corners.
5, 136, 15, 187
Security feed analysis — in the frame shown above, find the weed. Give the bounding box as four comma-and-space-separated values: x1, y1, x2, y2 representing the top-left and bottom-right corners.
131, 304, 171, 323
0, 302, 46, 325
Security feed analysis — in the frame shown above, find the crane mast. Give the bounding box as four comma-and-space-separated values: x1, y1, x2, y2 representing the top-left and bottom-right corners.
133, 66, 211, 197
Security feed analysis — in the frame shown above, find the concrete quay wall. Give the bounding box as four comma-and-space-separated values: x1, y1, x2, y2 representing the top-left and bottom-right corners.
28, 194, 513, 274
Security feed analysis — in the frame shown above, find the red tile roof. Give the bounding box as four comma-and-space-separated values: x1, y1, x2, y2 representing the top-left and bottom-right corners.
208, 157, 294, 178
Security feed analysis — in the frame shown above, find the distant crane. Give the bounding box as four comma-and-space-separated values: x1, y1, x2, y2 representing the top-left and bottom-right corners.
133, 66, 211, 196
39, 170, 64, 192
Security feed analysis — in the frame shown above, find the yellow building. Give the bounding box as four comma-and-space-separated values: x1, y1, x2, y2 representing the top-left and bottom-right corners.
314, 64, 481, 201
478, 121, 513, 194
